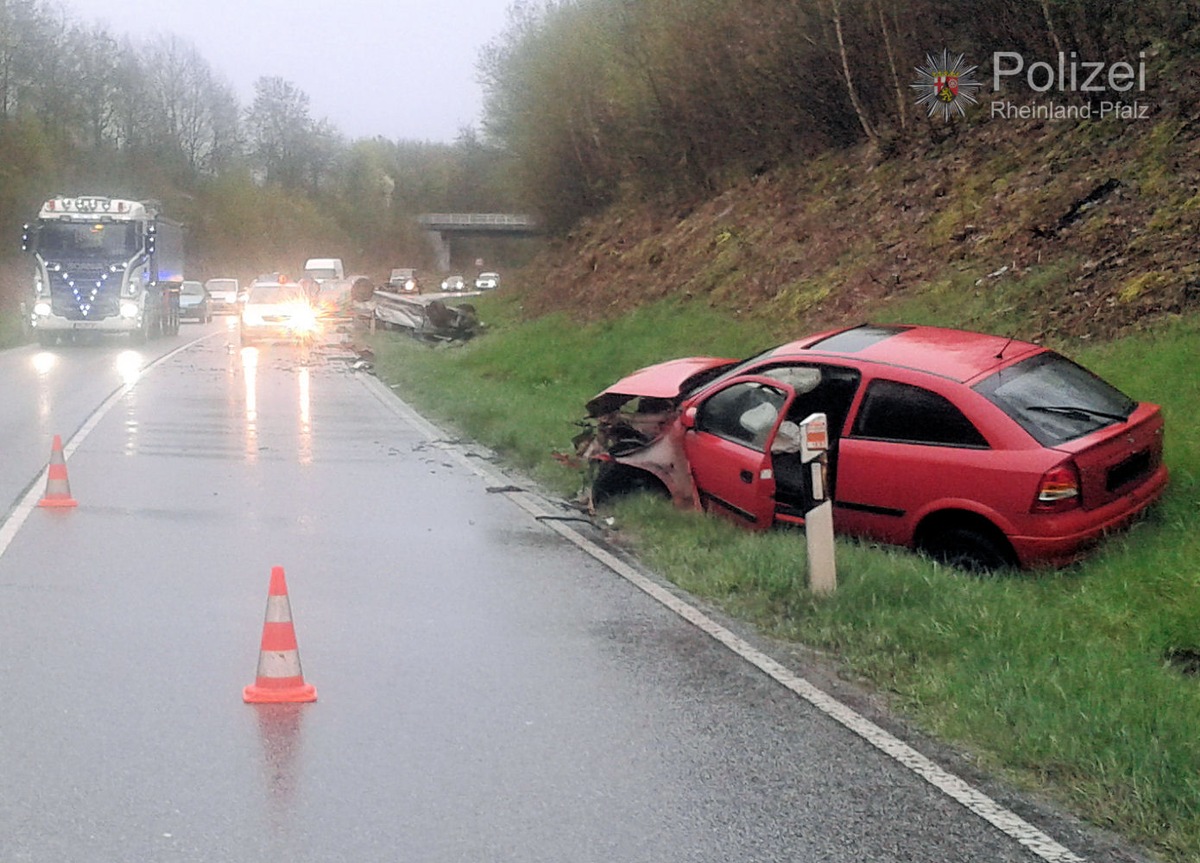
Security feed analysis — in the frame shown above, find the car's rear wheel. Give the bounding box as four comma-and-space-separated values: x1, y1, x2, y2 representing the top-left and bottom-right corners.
919, 523, 1015, 573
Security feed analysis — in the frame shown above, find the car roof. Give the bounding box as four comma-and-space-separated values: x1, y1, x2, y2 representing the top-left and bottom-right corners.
769, 323, 1045, 383
247, 281, 303, 292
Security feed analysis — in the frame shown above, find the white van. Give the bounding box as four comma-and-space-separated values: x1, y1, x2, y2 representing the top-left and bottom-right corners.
303, 257, 344, 284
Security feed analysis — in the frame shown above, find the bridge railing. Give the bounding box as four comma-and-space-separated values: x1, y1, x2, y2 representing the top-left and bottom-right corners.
417, 213, 539, 229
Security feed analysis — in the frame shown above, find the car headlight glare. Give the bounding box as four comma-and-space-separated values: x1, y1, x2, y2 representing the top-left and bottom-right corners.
120, 300, 139, 318
33, 301, 51, 316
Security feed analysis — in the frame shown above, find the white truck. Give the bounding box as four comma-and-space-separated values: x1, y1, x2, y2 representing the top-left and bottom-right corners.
302, 257, 344, 284
22, 195, 183, 345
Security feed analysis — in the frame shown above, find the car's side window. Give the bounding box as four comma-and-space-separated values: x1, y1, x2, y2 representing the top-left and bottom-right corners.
757, 363, 862, 437
696, 382, 787, 451
851, 379, 989, 447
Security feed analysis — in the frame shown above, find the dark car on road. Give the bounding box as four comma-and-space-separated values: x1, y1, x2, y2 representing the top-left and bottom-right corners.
179, 280, 212, 323
577, 323, 1168, 570
387, 268, 420, 293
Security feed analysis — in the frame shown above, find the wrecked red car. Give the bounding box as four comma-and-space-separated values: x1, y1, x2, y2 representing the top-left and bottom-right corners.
576, 323, 1168, 570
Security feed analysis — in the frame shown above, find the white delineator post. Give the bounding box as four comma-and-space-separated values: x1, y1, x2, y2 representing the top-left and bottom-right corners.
799, 413, 837, 595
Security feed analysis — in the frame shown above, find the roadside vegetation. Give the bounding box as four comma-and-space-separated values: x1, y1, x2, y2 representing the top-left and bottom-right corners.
0, 0, 523, 324
371, 296, 1200, 862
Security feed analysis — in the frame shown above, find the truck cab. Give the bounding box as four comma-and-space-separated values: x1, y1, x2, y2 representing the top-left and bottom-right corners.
22, 195, 182, 344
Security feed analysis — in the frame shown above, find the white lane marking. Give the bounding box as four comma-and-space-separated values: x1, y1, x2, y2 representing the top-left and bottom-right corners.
0, 333, 217, 560
361, 374, 1088, 863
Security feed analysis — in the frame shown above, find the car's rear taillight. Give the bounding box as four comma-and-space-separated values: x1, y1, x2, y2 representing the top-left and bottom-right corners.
1033, 462, 1081, 512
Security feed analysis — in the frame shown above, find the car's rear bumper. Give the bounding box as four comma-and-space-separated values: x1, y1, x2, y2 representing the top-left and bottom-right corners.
1009, 464, 1169, 567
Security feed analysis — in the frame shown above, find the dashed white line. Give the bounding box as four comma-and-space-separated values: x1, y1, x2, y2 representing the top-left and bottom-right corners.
0, 335, 214, 560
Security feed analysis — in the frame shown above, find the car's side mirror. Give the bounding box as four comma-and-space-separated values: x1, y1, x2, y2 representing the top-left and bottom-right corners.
680, 405, 698, 429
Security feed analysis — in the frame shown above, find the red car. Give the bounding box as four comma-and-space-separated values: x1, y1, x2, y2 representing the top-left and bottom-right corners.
577, 324, 1168, 570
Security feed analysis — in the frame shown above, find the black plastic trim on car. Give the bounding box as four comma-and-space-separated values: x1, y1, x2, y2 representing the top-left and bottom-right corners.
699, 491, 759, 524
1107, 449, 1151, 492
834, 500, 906, 518
846, 435, 991, 450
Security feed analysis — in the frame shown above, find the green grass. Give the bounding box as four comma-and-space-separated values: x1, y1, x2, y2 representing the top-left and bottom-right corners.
369, 294, 777, 492
371, 301, 1200, 862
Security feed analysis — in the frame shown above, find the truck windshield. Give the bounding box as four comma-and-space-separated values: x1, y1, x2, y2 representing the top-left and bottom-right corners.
38, 221, 138, 260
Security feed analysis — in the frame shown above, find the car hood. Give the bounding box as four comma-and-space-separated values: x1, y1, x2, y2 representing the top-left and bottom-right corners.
245, 301, 305, 316
586, 356, 737, 416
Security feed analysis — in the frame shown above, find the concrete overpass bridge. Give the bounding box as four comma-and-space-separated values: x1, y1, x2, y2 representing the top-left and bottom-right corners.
417, 213, 540, 271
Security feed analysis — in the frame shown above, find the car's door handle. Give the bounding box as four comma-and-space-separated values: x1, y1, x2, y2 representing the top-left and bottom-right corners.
740, 469, 754, 484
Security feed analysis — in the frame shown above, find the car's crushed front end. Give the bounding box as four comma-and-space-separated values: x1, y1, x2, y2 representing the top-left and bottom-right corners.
574, 356, 738, 509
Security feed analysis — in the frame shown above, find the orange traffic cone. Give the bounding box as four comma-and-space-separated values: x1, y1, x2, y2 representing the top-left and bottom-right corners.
38, 434, 77, 508
243, 566, 317, 703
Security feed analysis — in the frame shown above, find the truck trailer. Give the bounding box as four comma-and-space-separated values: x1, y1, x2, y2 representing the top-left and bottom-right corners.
22, 195, 183, 345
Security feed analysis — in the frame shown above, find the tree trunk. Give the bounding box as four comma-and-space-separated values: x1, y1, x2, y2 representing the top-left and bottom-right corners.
876, 0, 907, 131
1040, 0, 1065, 56
830, 0, 880, 148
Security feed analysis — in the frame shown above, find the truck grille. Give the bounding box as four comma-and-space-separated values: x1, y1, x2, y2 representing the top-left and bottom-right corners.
49, 267, 118, 320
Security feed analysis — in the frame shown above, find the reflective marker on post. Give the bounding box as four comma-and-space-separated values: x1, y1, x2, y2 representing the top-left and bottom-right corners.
798, 413, 836, 595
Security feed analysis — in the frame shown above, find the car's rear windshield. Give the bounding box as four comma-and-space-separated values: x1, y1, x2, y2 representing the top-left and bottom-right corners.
181, 282, 204, 295
974, 352, 1136, 446
206, 279, 236, 291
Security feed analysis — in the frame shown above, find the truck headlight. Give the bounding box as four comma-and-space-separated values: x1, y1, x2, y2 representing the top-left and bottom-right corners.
33, 301, 51, 316
120, 300, 139, 318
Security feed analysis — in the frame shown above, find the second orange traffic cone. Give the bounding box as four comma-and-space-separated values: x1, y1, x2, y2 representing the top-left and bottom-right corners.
243, 566, 317, 704
38, 434, 77, 508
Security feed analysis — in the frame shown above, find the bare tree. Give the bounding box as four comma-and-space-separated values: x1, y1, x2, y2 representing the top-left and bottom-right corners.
71, 23, 125, 148
245, 76, 314, 189
828, 0, 880, 148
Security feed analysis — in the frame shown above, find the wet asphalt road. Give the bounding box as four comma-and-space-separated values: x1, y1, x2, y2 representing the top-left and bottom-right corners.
0, 320, 1104, 862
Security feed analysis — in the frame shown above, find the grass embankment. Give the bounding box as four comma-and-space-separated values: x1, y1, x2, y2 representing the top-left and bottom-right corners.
371, 296, 1200, 862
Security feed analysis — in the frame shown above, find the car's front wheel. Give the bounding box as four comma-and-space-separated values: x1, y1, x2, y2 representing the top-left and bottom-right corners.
591, 462, 670, 506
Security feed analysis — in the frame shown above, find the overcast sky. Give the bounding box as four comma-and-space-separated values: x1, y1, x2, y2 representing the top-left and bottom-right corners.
56, 0, 514, 143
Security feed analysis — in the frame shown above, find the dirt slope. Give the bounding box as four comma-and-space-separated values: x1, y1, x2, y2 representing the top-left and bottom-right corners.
516, 83, 1200, 345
